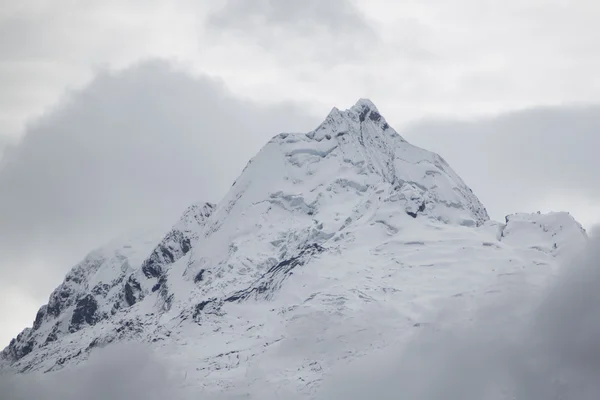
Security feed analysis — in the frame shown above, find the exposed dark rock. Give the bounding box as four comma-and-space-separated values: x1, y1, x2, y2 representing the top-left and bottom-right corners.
181, 237, 191, 253
194, 269, 206, 283
1, 203, 217, 366
156, 275, 172, 311
124, 276, 142, 307
64, 271, 83, 285
56, 349, 82, 367
5, 330, 36, 361
92, 283, 111, 297
369, 111, 382, 122
224, 293, 243, 303
110, 302, 121, 315
193, 300, 213, 320
19, 339, 34, 358
151, 272, 170, 293
44, 324, 60, 346
142, 230, 194, 279
225, 243, 325, 303
192, 298, 222, 323
46, 301, 61, 319
87, 337, 99, 350
196, 300, 212, 312
142, 259, 164, 279
70, 294, 98, 332
160, 246, 176, 263
114, 319, 144, 339
406, 201, 426, 218
46, 284, 77, 318
33, 305, 47, 330
124, 282, 135, 306
358, 107, 369, 122
163, 294, 174, 311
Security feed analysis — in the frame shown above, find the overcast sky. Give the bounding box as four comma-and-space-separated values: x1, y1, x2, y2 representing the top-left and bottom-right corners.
1, 0, 600, 348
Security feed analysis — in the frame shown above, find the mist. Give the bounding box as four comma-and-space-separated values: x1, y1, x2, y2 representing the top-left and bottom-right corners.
3, 231, 599, 399
0, 343, 189, 400
320, 228, 600, 399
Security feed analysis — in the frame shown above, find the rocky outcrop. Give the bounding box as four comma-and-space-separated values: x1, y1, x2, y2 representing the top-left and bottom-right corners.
142, 202, 216, 279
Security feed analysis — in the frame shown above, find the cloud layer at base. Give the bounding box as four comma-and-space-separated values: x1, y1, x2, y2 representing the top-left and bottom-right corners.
3, 230, 599, 399
320, 229, 600, 400
0, 344, 185, 400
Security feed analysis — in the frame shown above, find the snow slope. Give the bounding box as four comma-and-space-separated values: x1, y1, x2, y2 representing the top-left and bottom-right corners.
0, 100, 587, 397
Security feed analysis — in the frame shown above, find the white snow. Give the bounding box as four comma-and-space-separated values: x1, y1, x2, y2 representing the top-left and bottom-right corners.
0, 99, 588, 398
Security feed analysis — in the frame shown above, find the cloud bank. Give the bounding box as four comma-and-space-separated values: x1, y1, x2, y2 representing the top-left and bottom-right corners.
0, 344, 187, 400
0, 60, 317, 346
206, 0, 378, 64
321, 229, 600, 400
3, 231, 599, 399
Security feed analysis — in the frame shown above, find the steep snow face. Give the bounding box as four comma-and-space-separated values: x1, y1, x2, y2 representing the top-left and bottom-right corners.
225, 99, 487, 227
0, 100, 588, 398
1, 202, 215, 368
0, 231, 161, 366
174, 99, 489, 302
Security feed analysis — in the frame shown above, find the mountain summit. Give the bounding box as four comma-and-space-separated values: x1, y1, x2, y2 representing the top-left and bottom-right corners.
1, 100, 586, 397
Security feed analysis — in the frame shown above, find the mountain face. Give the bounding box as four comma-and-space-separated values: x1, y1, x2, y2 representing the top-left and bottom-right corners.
1, 201, 215, 366
1, 100, 587, 397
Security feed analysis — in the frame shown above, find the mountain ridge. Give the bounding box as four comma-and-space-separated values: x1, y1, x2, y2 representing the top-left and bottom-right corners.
0, 99, 587, 397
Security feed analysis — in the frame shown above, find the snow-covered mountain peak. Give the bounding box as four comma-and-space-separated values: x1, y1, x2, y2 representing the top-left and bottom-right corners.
351, 97, 379, 113
2, 99, 493, 373
5, 100, 588, 399
260, 99, 489, 227
310, 98, 396, 142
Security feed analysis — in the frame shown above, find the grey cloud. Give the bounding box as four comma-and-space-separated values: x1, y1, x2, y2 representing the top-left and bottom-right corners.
0, 343, 271, 400
0, 0, 206, 139
209, 0, 368, 34
206, 0, 378, 64
0, 2, 181, 64
320, 229, 600, 399
0, 134, 12, 160
0, 343, 187, 400
0, 59, 318, 322
402, 105, 600, 224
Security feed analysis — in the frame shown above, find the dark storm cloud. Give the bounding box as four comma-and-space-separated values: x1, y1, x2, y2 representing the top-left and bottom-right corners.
0, 59, 318, 308
321, 229, 600, 400
402, 105, 600, 222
